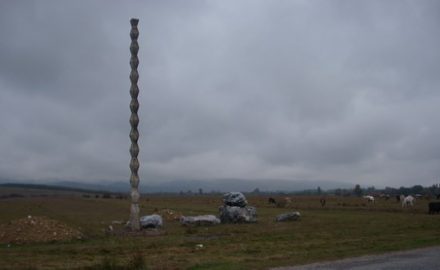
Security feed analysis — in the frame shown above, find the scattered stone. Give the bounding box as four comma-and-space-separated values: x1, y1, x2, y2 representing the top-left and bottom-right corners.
140, 214, 163, 229
180, 215, 221, 226
111, 220, 123, 225
275, 211, 301, 222
223, 192, 248, 207
219, 205, 257, 223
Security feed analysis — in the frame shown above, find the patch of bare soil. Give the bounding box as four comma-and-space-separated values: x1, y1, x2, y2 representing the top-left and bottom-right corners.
106, 225, 166, 237
0, 216, 83, 244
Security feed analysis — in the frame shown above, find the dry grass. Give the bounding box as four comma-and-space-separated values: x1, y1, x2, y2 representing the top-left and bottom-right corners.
0, 195, 439, 269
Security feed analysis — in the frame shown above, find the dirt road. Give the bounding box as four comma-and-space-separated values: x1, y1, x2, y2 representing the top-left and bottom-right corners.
271, 246, 440, 270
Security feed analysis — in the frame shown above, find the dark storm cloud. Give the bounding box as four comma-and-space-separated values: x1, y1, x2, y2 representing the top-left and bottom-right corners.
1, 0, 440, 187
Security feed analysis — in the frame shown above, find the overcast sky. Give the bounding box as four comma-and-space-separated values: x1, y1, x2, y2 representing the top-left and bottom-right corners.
0, 1, 439, 188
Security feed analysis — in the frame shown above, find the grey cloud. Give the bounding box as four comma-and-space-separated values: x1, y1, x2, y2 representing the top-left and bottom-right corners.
1, 1, 439, 187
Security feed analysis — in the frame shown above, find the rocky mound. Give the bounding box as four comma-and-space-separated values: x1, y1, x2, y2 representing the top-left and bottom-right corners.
0, 216, 83, 244
157, 208, 182, 221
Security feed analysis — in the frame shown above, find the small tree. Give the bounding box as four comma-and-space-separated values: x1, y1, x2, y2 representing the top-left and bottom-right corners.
317, 186, 322, 195
411, 185, 424, 194
366, 186, 376, 193
353, 184, 363, 197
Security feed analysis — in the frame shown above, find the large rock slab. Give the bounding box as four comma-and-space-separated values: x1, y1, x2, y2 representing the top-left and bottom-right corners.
140, 214, 163, 228
223, 192, 248, 207
180, 215, 221, 226
219, 205, 257, 223
275, 211, 301, 222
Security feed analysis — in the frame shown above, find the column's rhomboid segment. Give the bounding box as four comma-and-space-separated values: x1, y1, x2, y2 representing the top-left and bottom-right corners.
129, 18, 140, 231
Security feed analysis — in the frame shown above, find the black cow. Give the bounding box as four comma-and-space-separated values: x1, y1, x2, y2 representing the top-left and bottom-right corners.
320, 198, 326, 207
396, 195, 401, 202
437, 194, 440, 200
268, 197, 276, 205
428, 202, 440, 214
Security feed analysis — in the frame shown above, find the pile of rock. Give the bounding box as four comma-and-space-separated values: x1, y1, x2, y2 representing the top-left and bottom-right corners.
219, 192, 257, 223
0, 216, 83, 244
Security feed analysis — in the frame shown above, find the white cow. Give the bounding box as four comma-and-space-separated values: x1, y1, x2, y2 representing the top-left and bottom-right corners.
363, 195, 375, 203
399, 194, 405, 202
402, 195, 415, 207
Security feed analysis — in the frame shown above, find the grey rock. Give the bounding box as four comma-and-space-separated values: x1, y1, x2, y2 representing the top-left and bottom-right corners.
223, 192, 248, 207
275, 211, 301, 222
180, 215, 221, 226
219, 205, 257, 223
140, 214, 163, 228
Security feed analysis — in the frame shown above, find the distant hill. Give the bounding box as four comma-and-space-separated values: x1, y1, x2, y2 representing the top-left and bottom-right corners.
137, 178, 354, 193
0, 183, 104, 193
0, 178, 354, 194
45, 181, 128, 193
0, 183, 110, 198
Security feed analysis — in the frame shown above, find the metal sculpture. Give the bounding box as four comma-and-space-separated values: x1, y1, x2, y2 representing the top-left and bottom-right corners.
129, 18, 140, 231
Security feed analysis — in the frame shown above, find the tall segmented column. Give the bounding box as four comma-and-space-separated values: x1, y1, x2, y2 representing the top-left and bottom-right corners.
129, 18, 140, 231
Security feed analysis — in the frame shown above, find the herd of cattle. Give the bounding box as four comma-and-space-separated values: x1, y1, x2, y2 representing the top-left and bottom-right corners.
267, 194, 440, 214
361, 194, 440, 214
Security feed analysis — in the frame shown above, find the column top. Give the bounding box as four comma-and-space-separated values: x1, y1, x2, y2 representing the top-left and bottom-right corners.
130, 18, 139, 26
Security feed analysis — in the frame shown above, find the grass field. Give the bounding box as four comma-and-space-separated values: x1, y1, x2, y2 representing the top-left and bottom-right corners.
0, 194, 440, 269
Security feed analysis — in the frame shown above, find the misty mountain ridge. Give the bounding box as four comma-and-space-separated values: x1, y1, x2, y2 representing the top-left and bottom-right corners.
138, 179, 354, 193
0, 178, 354, 193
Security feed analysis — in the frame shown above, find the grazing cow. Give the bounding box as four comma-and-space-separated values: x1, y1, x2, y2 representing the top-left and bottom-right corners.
379, 193, 389, 200
400, 194, 405, 203
363, 195, 375, 203
320, 198, 326, 207
268, 197, 276, 205
437, 194, 440, 200
396, 195, 401, 202
277, 197, 290, 208
402, 195, 415, 207
428, 202, 440, 214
